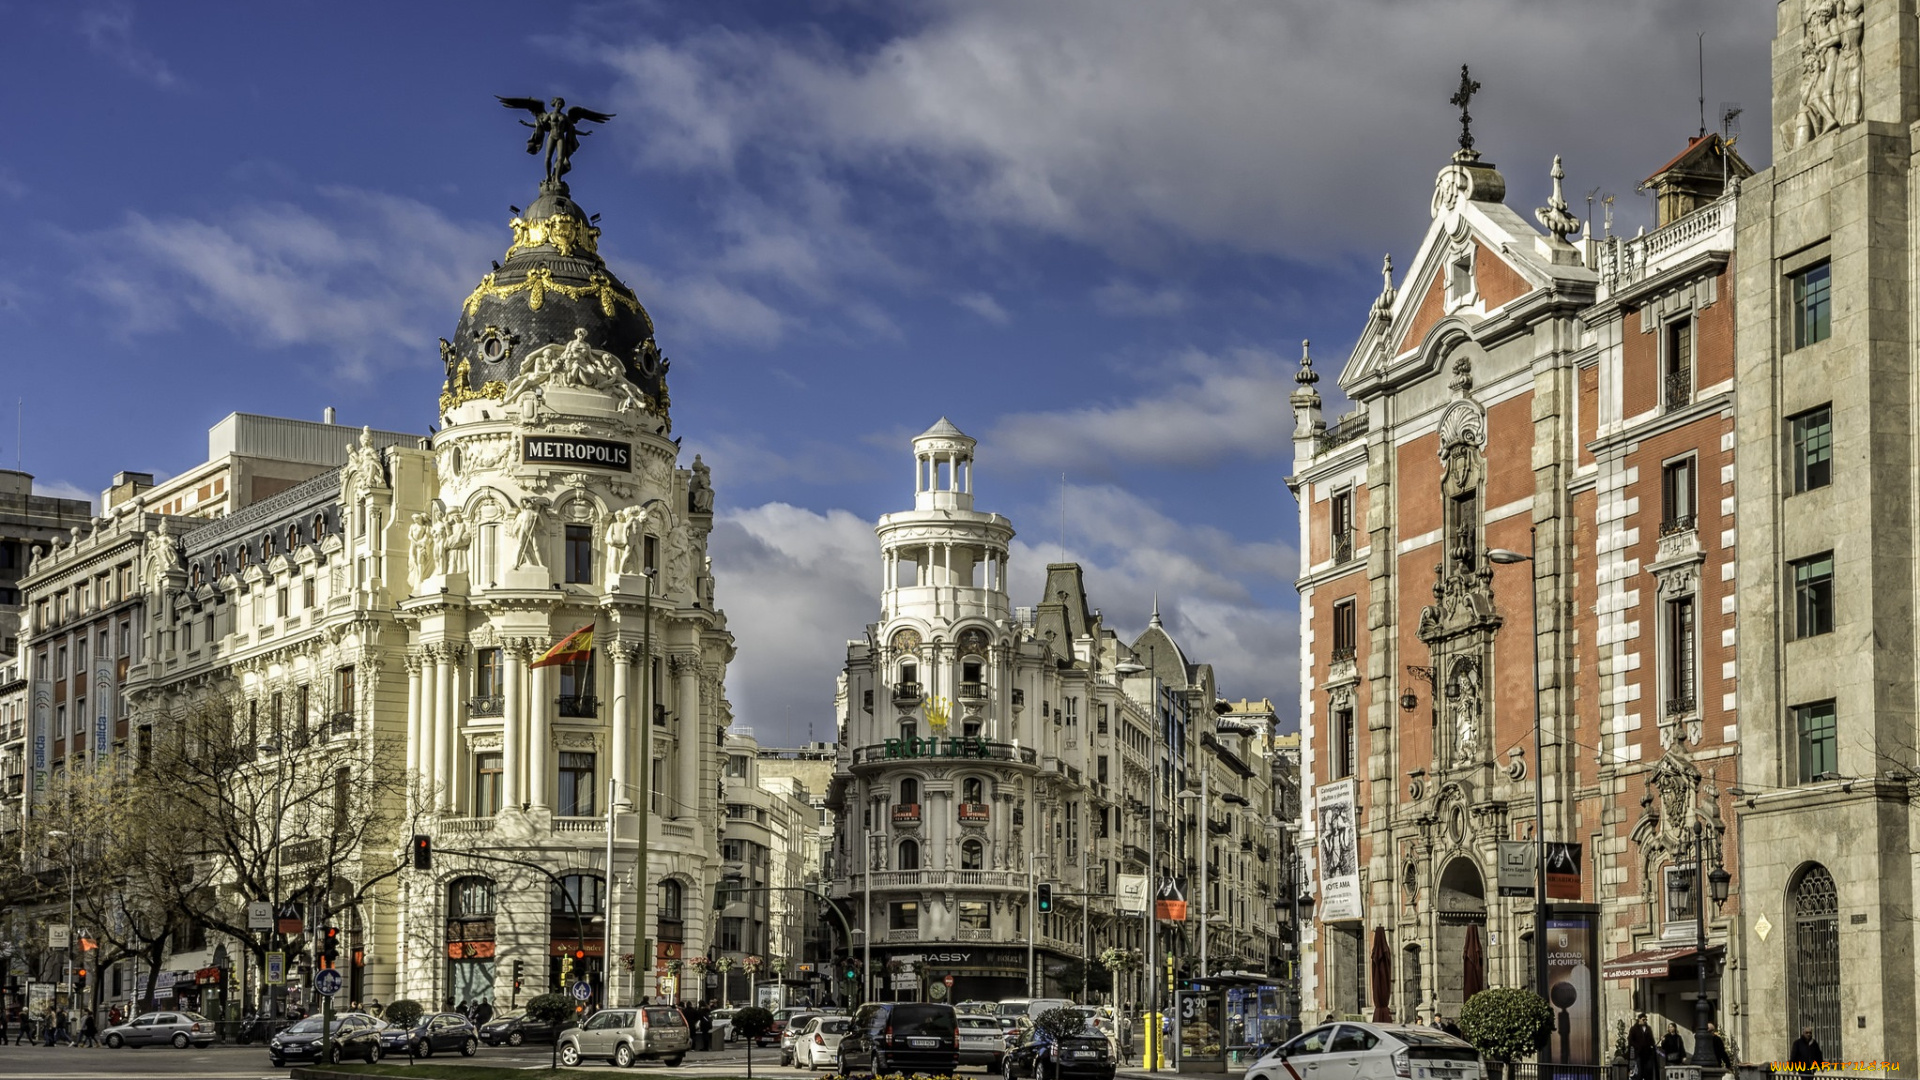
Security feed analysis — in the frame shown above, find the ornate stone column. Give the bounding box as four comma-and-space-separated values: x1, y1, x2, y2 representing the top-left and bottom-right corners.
503, 641, 528, 809
436, 645, 458, 812
673, 653, 702, 819
529, 660, 550, 809
609, 640, 637, 804
418, 648, 439, 807
405, 650, 423, 779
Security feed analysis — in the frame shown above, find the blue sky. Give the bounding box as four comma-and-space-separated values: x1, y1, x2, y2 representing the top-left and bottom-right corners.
2, 0, 1773, 744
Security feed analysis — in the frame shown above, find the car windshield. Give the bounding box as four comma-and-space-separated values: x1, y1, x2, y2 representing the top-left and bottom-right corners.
961, 1017, 1000, 1030
285, 1017, 325, 1034
1394, 1030, 1472, 1047
820, 1019, 849, 1034
489, 1011, 524, 1023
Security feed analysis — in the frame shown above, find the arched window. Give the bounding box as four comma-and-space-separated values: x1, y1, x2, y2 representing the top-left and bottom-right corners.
288, 524, 301, 551
659, 879, 683, 920
962, 778, 985, 804
238, 545, 250, 569
213, 556, 225, 578
899, 719, 918, 743
898, 839, 920, 870
899, 777, 919, 806
191, 566, 203, 588
550, 873, 606, 916
314, 513, 327, 537
263, 535, 276, 558
1791, 864, 1841, 1057
960, 839, 984, 871
449, 876, 496, 918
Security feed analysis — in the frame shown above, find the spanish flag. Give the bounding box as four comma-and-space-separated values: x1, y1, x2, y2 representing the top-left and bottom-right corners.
531, 624, 595, 669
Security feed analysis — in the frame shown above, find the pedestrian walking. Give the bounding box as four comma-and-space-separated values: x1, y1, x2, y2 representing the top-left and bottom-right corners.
0, 1004, 10, 1047
80, 1011, 98, 1048
1628, 1013, 1658, 1080
1703, 1024, 1734, 1069
1792, 1026, 1823, 1068
475, 999, 494, 1027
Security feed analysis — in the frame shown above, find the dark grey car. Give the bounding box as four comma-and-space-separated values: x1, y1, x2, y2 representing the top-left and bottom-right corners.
101, 1011, 216, 1049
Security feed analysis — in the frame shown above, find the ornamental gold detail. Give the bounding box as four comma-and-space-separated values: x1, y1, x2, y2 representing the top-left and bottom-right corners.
438, 354, 509, 414
461, 268, 643, 320
504, 213, 602, 261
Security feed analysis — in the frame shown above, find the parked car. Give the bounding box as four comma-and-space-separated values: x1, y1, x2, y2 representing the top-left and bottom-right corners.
996, 998, 1075, 1021
780, 1012, 825, 1062
1244, 1023, 1485, 1080
557, 1005, 691, 1068
960, 1012, 1008, 1070
839, 1002, 960, 1075
267, 1012, 385, 1067
794, 1015, 851, 1070
1003, 1015, 1114, 1080
378, 1011, 480, 1057
765, 1006, 820, 1048
710, 1007, 738, 1044
101, 1010, 217, 1049
478, 1009, 565, 1046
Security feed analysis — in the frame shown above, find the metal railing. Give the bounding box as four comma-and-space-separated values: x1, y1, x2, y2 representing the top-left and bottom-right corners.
556, 694, 599, 717
1331, 645, 1357, 663
1660, 515, 1697, 537
1332, 532, 1354, 564
330, 712, 354, 734
850, 741, 1038, 766
1666, 695, 1697, 718
1664, 369, 1693, 410
892, 682, 923, 703
957, 681, 987, 701
468, 695, 504, 718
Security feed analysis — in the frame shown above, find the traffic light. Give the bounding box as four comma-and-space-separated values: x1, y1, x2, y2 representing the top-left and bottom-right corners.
412, 833, 433, 870
74, 968, 87, 993
319, 926, 340, 969
514, 960, 525, 979
1036, 884, 1053, 912
843, 960, 859, 981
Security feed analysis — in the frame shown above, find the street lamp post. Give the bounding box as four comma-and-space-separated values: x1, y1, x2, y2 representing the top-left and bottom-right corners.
1487, 534, 1547, 1004
634, 554, 660, 1008
46, 830, 75, 1010
259, 738, 287, 1019
1672, 820, 1732, 1072
1115, 647, 1158, 1072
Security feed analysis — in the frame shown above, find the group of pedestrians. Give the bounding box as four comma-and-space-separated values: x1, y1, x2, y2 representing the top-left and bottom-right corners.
0, 1004, 99, 1047
1627, 1013, 1735, 1077
453, 998, 496, 1028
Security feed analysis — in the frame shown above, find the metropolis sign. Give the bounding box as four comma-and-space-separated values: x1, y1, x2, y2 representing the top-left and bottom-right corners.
522, 436, 632, 471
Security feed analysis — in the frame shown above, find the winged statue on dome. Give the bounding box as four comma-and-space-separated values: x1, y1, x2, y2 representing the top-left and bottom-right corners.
497, 95, 615, 184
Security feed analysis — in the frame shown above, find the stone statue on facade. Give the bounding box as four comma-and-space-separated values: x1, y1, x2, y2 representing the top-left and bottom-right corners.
408, 513, 433, 589
440, 506, 471, 575
1450, 660, 1483, 762
688, 455, 714, 514
502, 328, 647, 412
667, 519, 694, 593
509, 497, 549, 570
144, 519, 181, 591
605, 508, 634, 581
346, 425, 387, 491
1791, 0, 1864, 147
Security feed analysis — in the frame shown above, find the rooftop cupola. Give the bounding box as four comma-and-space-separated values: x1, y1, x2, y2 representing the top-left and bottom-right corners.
913, 417, 976, 512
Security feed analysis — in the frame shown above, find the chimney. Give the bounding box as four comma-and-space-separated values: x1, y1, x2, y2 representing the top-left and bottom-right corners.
323, 407, 337, 425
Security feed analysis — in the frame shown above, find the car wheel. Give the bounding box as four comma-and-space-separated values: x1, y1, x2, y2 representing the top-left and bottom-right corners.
172, 1032, 190, 1049
105, 1034, 123, 1049
366, 1041, 381, 1064
420, 1037, 435, 1057
665, 1053, 686, 1067
509, 1030, 525, 1047
1006, 1054, 1022, 1080
616, 1043, 637, 1068
463, 1036, 479, 1057
561, 1042, 583, 1067
328, 1044, 344, 1065
270, 1056, 285, 1068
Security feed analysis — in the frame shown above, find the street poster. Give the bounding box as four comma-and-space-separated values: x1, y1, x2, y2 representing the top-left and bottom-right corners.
1498, 841, 1534, 897
266, 950, 285, 985
1154, 877, 1188, 921
1546, 842, 1582, 900
1543, 913, 1599, 1072
1115, 873, 1148, 914
48, 923, 68, 949
1317, 778, 1362, 921
94, 658, 113, 757
248, 901, 273, 931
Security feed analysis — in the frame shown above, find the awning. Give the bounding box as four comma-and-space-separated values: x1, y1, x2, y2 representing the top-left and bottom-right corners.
1602, 945, 1698, 980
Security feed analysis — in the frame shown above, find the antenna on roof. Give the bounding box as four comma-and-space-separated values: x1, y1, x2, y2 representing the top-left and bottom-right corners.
1697, 33, 1707, 139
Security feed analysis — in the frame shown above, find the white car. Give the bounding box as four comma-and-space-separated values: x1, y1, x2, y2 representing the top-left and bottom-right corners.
710, 1008, 737, 1045
1245, 1023, 1484, 1080
793, 1015, 850, 1070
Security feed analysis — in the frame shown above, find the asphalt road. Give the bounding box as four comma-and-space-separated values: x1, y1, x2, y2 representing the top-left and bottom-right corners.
0, 1041, 1004, 1078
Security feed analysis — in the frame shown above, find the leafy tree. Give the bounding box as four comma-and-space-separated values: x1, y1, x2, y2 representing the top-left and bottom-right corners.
1034, 1006, 1086, 1044
525, 992, 573, 1026
1459, 988, 1552, 1064
734, 1006, 775, 1077
384, 999, 425, 1029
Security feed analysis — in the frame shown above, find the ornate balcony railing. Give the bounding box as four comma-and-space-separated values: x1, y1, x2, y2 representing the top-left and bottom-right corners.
1659, 515, 1696, 538
468, 696, 504, 718
1332, 532, 1354, 565
1664, 369, 1693, 411
857, 869, 1030, 890
851, 740, 1038, 766
330, 712, 355, 734
1665, 695, 1697, 718
957, 681, 987, 701
892, 682, 923, 704
556, 695, 599, 718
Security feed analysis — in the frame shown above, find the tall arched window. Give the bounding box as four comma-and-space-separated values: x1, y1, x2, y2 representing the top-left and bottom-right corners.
899, 719, 918, 743
962, 777, 985, 804
1791, 863, 1841, 1057
899, 777, 919, 806
659, 879, 683, 920
898, 839, 920, 870
446, 876, 497, 1005
960, 838, 984, 871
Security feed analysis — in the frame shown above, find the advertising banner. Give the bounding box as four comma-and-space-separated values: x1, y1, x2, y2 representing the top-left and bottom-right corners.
32, 680, 50, 796
1115, 873, 1149, 914
1155, 878, 1188, 921
1316, 778, 1362, 921
94, 659, 113, 758
1546, 843, 1582, 900
1543, 912, 1600, 1072
1497, 841, 1535, 897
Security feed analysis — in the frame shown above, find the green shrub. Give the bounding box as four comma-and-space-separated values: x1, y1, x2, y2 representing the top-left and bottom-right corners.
734, 1006, 776, 1041
1459, 988, 1551, 1063
1034, 1007, 1084, 1044
383, 999, 424, 1029
525, 992, 575, 1027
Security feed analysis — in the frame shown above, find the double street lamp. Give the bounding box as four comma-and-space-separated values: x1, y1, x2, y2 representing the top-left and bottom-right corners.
1668, 821, 1732, 1070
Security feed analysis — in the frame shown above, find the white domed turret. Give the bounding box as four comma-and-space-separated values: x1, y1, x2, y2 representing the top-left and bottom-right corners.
879, 419, 1013, 625
912, 417, 976, 512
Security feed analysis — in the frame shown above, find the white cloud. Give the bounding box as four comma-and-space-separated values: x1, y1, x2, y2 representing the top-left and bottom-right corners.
78, 5, 178, 89
32, 480, 98, 513
988, 345, 1298, 471
954, 291, 1010, 324
1093, 280, 1188, 317
601, 1, 1772, 264
707, 503, 881, 742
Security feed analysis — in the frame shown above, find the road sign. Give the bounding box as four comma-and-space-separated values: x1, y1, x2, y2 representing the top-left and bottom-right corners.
48, 923, 68, 949
315, 969, 343, 998
943, 975, 955, 988
571, 981, 592, 1001
266, 951, 285, 986
248, 902, 273, 931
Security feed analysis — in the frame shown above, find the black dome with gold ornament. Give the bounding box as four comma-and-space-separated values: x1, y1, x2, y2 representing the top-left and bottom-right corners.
441, 176, 668, 416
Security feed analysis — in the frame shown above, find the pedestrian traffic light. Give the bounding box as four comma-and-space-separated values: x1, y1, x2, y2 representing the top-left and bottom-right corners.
412, 833, 433, 870
320, 926, 340, 968
1036, 884, 1053, 912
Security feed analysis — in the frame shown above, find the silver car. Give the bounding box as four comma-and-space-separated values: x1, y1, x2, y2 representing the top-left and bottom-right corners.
558, 1005, 692, 1068
794, 1015, 851, 1070
101, 1010, 217, 1049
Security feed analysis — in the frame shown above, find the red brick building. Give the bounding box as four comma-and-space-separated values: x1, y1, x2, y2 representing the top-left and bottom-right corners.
1289, 129, 1748, 1051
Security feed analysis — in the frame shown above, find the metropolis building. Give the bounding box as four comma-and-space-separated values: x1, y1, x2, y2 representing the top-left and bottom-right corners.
15, 150, 735, 1012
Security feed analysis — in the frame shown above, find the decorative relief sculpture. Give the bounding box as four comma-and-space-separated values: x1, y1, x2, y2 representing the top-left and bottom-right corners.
688, 454, 714, 514
345, 426, 387, 492
407, 513, 433, 590
509, 497, 550, 570
1449, 658, 1483, 762
501, 328, 649, 413
667, 519, 694, 593
1791, 0, 1864, 147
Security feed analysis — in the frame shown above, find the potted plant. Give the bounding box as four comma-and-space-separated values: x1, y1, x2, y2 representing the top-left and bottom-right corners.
1458, 988, 1551, 1080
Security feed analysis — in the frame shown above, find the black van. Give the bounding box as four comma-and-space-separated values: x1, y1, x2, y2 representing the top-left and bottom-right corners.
837, 1002, 960, 1075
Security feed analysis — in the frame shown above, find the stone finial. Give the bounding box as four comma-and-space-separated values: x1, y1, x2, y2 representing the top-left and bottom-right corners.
1533, 155, 1581, 241
1373, 256, 1398, 319
1295, 340, 1319, 387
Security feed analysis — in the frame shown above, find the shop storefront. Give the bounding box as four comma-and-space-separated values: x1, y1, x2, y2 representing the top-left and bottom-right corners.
868, 945, 1043, 1005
